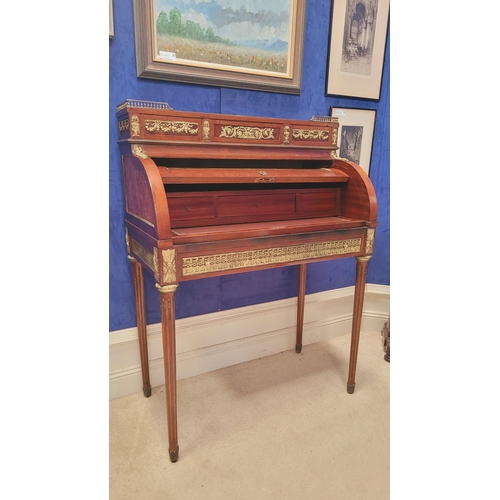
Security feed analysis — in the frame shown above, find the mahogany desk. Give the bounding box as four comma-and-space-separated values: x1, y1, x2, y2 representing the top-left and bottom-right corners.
116, 99, 378, 462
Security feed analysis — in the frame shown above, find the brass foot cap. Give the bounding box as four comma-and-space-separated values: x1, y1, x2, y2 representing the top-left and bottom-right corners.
347, 383, 356, 394
295, 345, 302, 354
143, 386, 152, 398
169, 447, 179, 463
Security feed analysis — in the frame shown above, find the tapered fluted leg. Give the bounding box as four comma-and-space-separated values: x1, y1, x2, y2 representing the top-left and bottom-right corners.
157, 284, 179, 462
130, 258, 151, 398
296, 264, 307, 353
347, 256, 371, 394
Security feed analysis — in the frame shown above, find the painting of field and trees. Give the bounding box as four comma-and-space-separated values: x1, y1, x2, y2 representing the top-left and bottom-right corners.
133, 0, 304, 93
154, 0, 293, 76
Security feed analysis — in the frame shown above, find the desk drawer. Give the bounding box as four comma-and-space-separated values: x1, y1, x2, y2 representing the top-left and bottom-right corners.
298, 189, 340, 216
168, 195, 215, 222
217, 193, 296, 218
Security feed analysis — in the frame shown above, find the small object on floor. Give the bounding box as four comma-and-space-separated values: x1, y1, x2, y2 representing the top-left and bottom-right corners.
382, 319, 390, 362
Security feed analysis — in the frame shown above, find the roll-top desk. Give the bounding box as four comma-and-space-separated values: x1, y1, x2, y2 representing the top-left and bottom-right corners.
116, 99, 378, 462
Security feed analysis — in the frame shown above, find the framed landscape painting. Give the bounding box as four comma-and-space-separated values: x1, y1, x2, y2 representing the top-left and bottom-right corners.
330, 106, 376, 175
133, 0, 306, 94
326, 0, 389, 99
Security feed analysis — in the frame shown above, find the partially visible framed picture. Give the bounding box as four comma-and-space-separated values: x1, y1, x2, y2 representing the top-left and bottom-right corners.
133, 0, 306, 94
330, 106, 376, 175
109, 0, 114, 38
326, 0, 389, 100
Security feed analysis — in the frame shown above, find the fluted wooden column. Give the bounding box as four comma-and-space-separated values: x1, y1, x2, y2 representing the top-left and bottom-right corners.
347, 256, 371, 394
129, 257, 151, 398
295, 263, 307, 353
157, 283, 179, 462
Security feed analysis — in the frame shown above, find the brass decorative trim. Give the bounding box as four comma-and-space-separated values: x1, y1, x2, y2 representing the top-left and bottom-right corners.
117, 99, 173, 112
332, 129, 337, 146
331, 151, 349, 161
125, 228, 131, 255
118, 119, 129, 133
144, 119, 198, 136
153, 248, 160, 281
162, 249, 177, 283
203, 120, 210, 140
366, 228, 375, 254
356, 256, 372, 263
292, 129, 329, 141
131, 144, 148, 159
219, 125, 275, 140
182, 239, 362, 277
284, 125, 290, 144
131, 115, 140, 137
156, 283, 179, 294
131, 239, 159, 281
311, 115, 339, 123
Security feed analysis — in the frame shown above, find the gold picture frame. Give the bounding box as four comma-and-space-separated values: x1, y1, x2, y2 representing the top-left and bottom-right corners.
132, 0, 306, 94
326, 0, 389, 100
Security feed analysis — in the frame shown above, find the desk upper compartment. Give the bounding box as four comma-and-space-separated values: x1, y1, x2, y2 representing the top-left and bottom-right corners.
117, 99, 339, 151
116, 100, 377, 243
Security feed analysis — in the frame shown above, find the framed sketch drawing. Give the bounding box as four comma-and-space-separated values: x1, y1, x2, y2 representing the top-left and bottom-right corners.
330, 106, 376, 175
133, 0, 306, 94
326, 0, 389, 99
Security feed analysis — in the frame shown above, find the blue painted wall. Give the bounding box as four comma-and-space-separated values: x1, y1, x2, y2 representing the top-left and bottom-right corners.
109, 1, 390, 332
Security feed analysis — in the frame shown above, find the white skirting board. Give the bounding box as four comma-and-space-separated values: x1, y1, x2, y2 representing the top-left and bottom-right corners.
109, 284, 390, 399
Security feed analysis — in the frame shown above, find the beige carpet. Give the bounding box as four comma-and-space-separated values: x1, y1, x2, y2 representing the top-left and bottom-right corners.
110, 330, 390, 499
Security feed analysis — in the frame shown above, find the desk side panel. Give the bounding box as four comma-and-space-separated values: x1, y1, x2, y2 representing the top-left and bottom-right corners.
120, 144, 172, 240
333, 158, 378, 223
